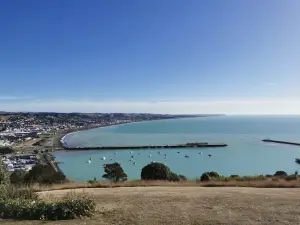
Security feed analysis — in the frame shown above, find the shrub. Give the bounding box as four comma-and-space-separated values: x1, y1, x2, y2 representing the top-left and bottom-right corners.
200, 173, 211, 182
0, 192, 96, 220
274, 171, 288, 177
169, 172, 180, 181
141, 162, 171, 180
10, 170, 27, 184
24, 164, 66, 184
102, 163, 127, 182
178, 174, 187, 181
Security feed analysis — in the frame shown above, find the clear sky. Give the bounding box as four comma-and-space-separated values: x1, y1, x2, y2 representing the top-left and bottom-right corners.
0, 0, 299, 114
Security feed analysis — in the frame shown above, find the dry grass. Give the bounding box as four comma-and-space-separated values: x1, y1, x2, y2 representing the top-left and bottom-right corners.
30, 178, 300, 192
2, 186, 300, 225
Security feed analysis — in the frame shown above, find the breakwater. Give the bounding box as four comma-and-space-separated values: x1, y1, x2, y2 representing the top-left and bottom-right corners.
262, 139, 300, 146
64, 142, 228, 150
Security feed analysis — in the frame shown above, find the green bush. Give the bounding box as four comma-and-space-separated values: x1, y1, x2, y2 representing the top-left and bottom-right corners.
141, 162, 172, 180
274, 171, 288, 177
207, 171, 220, 178
178, 174, 187, 181
24, 164, 66, 184
169, 172, 180, 181
10, 170, 27, 184
0, 192, 96, 220
200, 173, 211, 182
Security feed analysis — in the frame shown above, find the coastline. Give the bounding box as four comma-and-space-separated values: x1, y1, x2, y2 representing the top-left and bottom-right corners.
59, 117, 206, 149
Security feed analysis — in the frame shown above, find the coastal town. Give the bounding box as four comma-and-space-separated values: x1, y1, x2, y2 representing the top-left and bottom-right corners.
0, 112, 201, 173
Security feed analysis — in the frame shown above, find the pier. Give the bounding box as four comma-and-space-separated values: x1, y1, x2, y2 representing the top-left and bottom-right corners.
64, 142, 228, 150
262, 139, 300, 146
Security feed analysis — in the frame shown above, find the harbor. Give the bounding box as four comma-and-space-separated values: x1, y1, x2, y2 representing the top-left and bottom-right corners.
64, 142, 228, 150
262, 139, 300, 146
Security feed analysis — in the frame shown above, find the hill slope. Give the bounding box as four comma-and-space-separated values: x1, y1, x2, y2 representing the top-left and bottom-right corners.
3, 187, 300, 225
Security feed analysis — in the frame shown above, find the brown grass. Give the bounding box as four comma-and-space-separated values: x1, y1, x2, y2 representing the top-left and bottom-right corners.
2, 186, 300, 225
29, 178, 300, 192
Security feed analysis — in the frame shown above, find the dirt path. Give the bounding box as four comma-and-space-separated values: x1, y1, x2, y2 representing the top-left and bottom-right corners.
2, 187, 299, 225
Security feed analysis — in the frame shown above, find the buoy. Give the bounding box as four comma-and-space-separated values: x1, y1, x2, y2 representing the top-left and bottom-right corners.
199, 152, 202, 155
114, 152, 117, 155
133, 162, 136, 165
177, 151, 180, 154
131, 155, 134, 158
164, 154, 167, 156
130, 151, 133, 154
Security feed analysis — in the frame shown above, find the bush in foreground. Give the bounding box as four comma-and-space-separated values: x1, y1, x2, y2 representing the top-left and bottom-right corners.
0, 192, 97, 220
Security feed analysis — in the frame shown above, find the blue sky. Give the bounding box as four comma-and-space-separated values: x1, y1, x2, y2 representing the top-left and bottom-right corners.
0, 0, 299, 114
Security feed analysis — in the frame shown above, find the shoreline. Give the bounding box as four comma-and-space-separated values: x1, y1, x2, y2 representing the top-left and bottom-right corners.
59, 117, 207, 149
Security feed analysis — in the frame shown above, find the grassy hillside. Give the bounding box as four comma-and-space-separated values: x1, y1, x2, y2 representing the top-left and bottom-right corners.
2, 186, 299, 225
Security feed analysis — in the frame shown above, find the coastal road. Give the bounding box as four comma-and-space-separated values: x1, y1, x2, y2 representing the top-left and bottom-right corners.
4, 186, 298, 225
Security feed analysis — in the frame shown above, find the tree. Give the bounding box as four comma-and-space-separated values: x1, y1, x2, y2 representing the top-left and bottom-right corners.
102, 163, 127, 182
141, 162, 172, 180
24, 164, 66, 184
10, 170, 27, 184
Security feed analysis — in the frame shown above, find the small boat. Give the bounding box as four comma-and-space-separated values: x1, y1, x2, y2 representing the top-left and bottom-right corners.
148, 154, 152, 158
184, 155, 189, 158
101, 156, 106, 160
130, 151, 133, 154
295, 158, 300, 164
177, 151, 180, 154
152, 161, 156, 163
208, 154, 212, 157
198, 152, 202, 155
87, 160, 91, 164
131, 155, 134, 158
133, 162, 136, 165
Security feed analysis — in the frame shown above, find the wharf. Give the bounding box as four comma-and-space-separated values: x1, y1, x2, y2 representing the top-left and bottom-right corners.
64, 142, 228, 150
262, 139, 300, 146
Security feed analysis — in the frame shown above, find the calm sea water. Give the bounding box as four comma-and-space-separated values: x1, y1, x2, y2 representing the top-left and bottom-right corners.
54, 116, 300, 181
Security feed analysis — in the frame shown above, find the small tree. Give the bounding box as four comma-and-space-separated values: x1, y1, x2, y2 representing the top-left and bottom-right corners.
102, 163, 127, 182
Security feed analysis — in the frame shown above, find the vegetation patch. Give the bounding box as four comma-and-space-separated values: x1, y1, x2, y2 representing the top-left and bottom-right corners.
0, 164, 96, 220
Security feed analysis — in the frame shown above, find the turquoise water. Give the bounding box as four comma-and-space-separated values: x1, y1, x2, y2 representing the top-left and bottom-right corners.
54, 116, 300, 181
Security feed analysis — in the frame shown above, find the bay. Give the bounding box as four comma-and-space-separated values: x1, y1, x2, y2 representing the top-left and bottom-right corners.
54, 115, 300, 181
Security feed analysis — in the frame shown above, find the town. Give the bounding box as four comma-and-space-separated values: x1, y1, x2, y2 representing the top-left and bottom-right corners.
0, 112, 202, 173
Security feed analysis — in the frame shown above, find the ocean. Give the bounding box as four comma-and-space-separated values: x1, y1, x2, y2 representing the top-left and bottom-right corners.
54, 115, 300, 181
